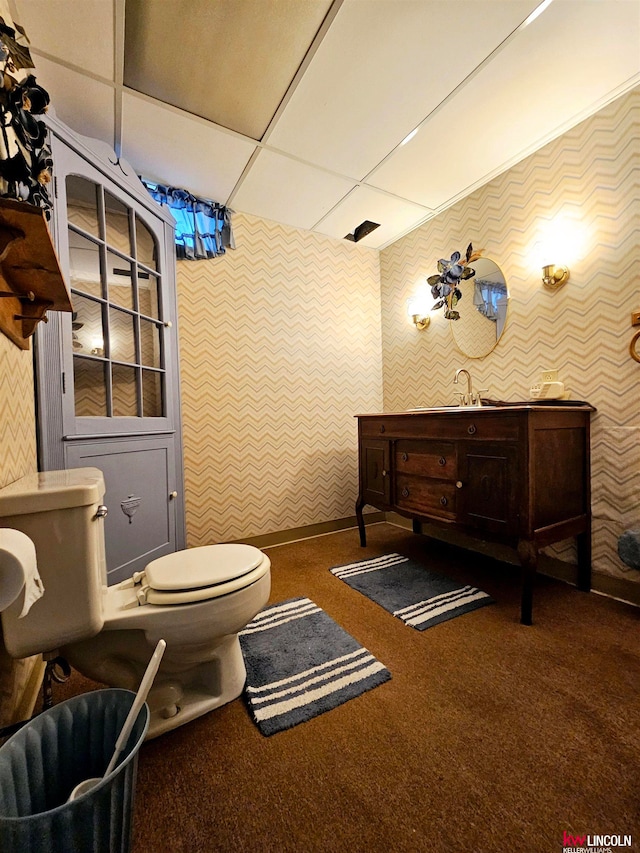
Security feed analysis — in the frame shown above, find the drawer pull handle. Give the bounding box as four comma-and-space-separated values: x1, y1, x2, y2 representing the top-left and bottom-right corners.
401, 452, 408, 462
467, 424, 477, 435
456, 481, 463, 489
401, 487, 410, 498
438, 457, 446, 466
380, 424, 385, 433
440, 496, 448, 507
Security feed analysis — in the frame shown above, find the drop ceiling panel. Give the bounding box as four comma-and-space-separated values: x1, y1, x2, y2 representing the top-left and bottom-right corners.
35, 56, 115, 145
267, 0, 541, 180
14, 0, 114, 80
121, 93, 257, 203
369, 0, 640, 210
315, 186, 432, 249
231, 149, 356, 231
124, 0, 332, 140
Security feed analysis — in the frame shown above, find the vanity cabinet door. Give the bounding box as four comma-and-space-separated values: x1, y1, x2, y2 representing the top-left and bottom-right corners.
458, 443, 519, 534
360, 439, 391, 507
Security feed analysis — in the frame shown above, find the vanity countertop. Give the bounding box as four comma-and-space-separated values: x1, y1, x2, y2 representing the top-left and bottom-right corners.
356, 400, 596, 417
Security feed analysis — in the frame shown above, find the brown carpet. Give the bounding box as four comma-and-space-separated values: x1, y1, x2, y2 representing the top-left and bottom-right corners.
53, 523, 640, 853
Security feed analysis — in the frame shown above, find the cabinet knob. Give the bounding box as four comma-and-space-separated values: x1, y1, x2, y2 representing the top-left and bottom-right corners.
379, 424, 385, 433
382, 470, 388, 478
440, 496, 448, 507
401, 487, 409, 498
438, 457, 446, 466
401, 452, 408, 462
456, 481, 463, 489
169, 491, 178, 499
467, 424, 477, 435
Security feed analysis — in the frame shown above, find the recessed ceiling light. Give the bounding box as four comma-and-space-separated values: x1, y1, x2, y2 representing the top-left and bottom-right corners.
400, 128, 419, 146
523, 0, 554, 27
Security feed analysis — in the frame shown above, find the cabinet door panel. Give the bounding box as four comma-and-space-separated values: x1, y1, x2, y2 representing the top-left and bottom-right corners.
361, 439, 391, 506
459, 444, 518, 533
66, 436, 176, 583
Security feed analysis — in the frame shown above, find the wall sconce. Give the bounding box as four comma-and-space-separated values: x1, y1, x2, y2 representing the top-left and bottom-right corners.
410, 311, 430, 330
91, 336, 104, 357
407, 291, 432, 330
542, 264, 570, 290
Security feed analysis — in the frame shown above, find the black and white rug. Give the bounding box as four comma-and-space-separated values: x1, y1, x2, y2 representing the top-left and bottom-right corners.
330, 553, 494, 630
239, 597, 391, 736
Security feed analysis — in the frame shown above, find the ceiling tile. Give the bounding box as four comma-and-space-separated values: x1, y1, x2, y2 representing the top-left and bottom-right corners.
267, 0, 541, 179
368, 0, 640, 210
121, 93, 257, 203
314, 185, 432, 249
231, 149, 357, 231
14, 0, 115, 80
35, 56, 115, 145
124, 0, 332, 140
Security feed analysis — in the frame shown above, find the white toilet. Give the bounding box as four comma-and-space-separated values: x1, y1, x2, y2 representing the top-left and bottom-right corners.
0, 467, 271, 738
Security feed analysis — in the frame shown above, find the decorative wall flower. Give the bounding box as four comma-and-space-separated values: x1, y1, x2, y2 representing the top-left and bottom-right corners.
0, 16, 52, 214
427, 242, 483, 320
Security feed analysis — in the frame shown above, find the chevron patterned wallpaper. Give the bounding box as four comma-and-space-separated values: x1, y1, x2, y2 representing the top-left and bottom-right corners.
176, 212, 382, 546
0, 333, 38, 728
0, 334, 37, 488
380, 86, 640, 585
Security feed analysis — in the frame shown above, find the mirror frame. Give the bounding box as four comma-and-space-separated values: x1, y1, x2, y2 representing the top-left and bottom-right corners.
450, 257, 508, 359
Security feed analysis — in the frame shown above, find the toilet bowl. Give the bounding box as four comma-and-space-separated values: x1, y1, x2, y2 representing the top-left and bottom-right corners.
0, 468, 271, 738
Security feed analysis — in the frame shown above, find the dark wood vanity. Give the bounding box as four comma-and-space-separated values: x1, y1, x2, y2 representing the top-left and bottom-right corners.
355, 404, 595, 624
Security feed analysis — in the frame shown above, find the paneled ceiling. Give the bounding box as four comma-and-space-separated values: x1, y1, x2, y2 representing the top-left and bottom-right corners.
11, 0, 640, 249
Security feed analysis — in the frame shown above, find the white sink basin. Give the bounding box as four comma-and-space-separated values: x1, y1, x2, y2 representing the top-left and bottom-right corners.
408, 406, 497, 412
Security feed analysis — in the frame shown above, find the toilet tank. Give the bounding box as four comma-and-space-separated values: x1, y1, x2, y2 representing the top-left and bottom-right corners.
0, 467, 107, 658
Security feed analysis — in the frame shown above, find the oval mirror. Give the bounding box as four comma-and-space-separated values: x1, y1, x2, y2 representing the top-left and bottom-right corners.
450, 257, 508, 359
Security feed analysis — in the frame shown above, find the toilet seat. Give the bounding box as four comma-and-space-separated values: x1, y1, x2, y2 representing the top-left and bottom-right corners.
133, 544, 270, 606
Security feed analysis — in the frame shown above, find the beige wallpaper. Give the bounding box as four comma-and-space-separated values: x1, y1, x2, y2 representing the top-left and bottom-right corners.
380, 86, 640, 585
0, 334, 37, 487
0, 331, 38, 726
177, 212, 382, 546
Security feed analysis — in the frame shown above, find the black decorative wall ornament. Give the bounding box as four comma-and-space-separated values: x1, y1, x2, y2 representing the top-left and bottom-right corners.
0, 16, 52, 214
428, 243, 484, 320
121, 495, 141, 524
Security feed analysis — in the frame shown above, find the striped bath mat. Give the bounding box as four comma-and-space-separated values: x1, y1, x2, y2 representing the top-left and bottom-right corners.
331, 553, 494, 630
239, 597, 391, 736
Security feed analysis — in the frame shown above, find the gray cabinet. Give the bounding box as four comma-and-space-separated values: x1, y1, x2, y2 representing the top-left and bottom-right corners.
35, 116, 185, 583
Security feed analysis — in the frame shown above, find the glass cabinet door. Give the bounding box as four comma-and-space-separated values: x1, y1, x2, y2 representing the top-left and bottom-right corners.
35, 124, 185, 582
63, 173, 169, 430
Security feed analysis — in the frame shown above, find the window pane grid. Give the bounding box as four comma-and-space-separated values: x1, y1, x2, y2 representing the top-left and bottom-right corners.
68, 176, 166, 420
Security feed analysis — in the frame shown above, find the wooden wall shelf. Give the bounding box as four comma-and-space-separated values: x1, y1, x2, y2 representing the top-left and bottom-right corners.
0, 197, 72, 350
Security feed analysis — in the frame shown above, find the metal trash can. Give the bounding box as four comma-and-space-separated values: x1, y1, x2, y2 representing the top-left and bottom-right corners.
0, 688, 149, 853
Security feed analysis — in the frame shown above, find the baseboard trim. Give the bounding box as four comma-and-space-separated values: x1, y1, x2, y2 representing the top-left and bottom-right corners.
233, 511, 385, 550
386, 512, 640, 608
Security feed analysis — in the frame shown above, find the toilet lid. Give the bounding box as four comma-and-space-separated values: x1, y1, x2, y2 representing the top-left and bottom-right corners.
145, 544, 264, 591
135, 544, 270, 606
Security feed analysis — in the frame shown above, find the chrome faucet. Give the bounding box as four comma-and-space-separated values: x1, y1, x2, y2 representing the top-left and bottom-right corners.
453, 368, 487, 406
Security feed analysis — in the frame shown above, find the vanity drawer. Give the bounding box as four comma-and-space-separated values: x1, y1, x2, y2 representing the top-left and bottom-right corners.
395, 474, 457, 520
360, 413, 521, 441
395, 440, 457, 479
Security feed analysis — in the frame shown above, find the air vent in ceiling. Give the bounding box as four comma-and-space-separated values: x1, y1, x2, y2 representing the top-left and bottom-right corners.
344, 220, 381, 243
